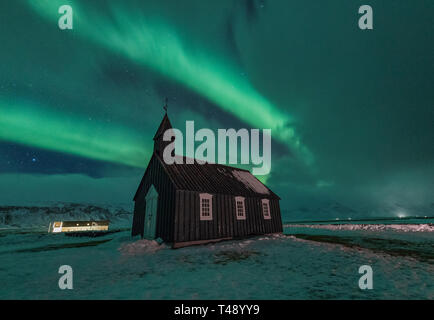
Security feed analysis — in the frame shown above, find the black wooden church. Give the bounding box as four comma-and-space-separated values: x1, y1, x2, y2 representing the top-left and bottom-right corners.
132, 112, 283, 248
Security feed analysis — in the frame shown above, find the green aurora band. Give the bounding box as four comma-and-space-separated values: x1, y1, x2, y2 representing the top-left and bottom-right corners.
0, 97, 150, 168
0, 0, 314, 172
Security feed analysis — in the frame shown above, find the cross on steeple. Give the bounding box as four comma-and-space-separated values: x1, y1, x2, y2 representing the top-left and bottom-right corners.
163, 97, 168, 113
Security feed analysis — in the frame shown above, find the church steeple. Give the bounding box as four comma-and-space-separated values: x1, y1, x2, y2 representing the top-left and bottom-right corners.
153, 109, 174, 157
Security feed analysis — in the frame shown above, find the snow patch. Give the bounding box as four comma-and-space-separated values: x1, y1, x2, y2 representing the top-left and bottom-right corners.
284, 223, 434, 232
118, 239, 167, 255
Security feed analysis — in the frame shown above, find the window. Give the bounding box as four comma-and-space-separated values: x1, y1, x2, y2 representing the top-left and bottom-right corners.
261, 199, 271, 220
235, 196, 246, 220
200, 193, 213, 220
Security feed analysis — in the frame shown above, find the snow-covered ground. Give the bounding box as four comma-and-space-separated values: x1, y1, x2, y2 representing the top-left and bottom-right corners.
284, 223, 434, 232
0, 203, 432, 299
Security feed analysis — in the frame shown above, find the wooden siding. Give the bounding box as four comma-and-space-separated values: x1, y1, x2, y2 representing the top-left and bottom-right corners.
132, 155, 176, 242
173, 191, 282, 244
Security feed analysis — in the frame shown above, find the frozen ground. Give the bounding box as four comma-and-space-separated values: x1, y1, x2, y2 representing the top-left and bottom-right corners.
0, 220, 432, 299
284, 223, 434, 232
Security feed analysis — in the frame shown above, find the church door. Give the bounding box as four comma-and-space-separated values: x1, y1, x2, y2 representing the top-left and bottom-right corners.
144, 185, 158, 239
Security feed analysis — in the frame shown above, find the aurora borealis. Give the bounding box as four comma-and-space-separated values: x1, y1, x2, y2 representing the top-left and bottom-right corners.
26, 0, 313, 167
0, 1, 433, 216
0, 96, 150, 168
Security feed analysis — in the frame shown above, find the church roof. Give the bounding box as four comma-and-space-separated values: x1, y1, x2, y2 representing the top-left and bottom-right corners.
134, 113, 280, 200
154, 154, 280, 199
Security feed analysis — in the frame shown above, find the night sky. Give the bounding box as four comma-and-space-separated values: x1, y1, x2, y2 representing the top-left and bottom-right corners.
0, 1, 433, 216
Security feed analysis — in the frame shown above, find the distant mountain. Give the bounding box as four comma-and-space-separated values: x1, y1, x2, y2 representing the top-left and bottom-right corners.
281, 201, 434, 222
0, 202, 133, 229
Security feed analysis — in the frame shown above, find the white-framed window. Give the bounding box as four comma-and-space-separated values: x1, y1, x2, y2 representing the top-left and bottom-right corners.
235, 196, 246, 220
261, 199, 271, 220
199, 193, 213, 221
